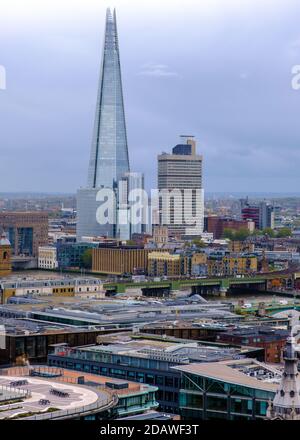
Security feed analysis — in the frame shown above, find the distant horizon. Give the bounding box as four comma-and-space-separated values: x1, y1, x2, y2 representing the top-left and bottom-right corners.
1, 191, 300, 199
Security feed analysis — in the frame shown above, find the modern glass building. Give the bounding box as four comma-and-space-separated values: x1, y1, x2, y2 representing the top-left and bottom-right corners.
87, 8, 130, 189
77, 8, 131, 241
174, 361, 277, 420
117, 172, 146, 239
56, 242, 96, 269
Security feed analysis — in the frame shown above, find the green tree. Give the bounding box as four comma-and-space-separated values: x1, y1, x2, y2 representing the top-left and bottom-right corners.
223, 228, 250, 241
222, 228, 234, 240
262, 227, 275, 238
277, 227, 292, 238
192, 239, 206, 248
80, 248, 92, 269
126, 240, 136, 246
251, 229, 263, 236
234, 228, 250, 241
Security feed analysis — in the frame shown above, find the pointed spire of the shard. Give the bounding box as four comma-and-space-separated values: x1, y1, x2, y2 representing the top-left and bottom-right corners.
87, 7, 130, 189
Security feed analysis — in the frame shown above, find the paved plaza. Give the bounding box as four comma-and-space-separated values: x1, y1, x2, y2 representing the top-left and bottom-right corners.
0, 375, 109, 419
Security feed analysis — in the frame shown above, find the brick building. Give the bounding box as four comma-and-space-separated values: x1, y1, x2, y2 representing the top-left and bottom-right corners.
216, 327, 289, 363
0, 212, 48, 257
205, 216, 254, 239
92, 247, 169, 275
207, 255, 258, 276
148, 252, 188, 277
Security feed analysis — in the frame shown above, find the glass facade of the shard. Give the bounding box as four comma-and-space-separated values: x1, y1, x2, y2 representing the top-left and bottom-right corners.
77, 8, 131, 241
87, 8, 130, 189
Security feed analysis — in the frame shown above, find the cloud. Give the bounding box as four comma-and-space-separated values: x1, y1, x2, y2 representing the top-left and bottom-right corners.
138, 63, 179, 78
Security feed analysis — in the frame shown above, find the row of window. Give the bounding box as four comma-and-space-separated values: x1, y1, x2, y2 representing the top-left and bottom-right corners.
49, 358, 180, 389
180, 392, 269, 418
53, 288, 74, 293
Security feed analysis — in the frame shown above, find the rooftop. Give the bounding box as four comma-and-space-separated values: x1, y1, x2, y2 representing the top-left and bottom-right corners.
173, 359, 281, 392
0, 370, 112, 420
0, 366, 157, 420
219, 326, 289, 341
50, 332, 257, 364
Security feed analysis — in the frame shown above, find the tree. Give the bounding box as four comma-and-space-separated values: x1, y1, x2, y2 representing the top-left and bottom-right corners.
277, 227, 292, 238
192, 239, 206, 248
234, 228, 250, 241
126, 240, 136, 246
80, 248, 92, 269
223, 228, 249, 241
222, 228, 234, 240
251, 229, 263, 236
262, 228, 275, 238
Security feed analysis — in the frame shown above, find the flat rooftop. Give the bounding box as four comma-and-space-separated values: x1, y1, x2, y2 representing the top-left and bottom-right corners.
0, 276, 105, 289
0, 365, 157, 419
0, 316, 126, 336
51, 332, 253, 364
0, 374, 110, 420
219, 326, 289, 341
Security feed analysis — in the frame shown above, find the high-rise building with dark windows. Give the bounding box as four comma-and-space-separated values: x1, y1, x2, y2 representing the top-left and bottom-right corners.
241, 199, 274, 230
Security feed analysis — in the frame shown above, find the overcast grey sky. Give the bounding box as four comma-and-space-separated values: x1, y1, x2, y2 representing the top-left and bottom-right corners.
0, 0, 300, 193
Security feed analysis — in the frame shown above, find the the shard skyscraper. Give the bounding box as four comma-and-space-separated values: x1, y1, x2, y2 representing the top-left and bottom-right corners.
77, 8, 139, 241
87, 8, 130, 189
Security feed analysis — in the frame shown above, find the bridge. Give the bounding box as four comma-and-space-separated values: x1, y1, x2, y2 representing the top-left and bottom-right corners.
235, 299, 300, 316
103, 269, 298, 297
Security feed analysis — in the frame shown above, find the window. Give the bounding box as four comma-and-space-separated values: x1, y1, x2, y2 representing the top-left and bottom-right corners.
255, 400, 268, 416
165, 376, 173, 387
146, 374, 155, 384
137, 373, 145, 383
156, 375, 164, 386
207, 395, 227, 412
230, 397, 253, 415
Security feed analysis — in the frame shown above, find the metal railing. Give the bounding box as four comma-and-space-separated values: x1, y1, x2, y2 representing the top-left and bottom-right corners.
0, 366, 118, 420
0, 384, 31, 399
24, 393, 117, 420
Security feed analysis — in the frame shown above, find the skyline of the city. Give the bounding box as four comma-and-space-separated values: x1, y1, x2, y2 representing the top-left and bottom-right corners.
1, 1, 300, 428
1, 0, 300, 193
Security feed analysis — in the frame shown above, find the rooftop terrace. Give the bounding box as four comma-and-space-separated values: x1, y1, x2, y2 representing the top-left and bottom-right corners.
0, 371, 114, 420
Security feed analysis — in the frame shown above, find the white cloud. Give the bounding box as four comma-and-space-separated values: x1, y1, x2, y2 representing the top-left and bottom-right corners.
138, 63, 179, 78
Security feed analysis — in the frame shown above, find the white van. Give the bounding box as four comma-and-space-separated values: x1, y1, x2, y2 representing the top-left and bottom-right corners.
241, 303, 252, 309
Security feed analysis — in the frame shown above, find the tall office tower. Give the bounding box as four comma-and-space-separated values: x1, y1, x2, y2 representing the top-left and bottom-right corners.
241, 204, 260, 229
241, 200, 274, 230
77, 8, 131, 241
124, 172, 145, 236
116, 172, 146, 240
157, 136, 204, 238
259, 201, 275, 230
